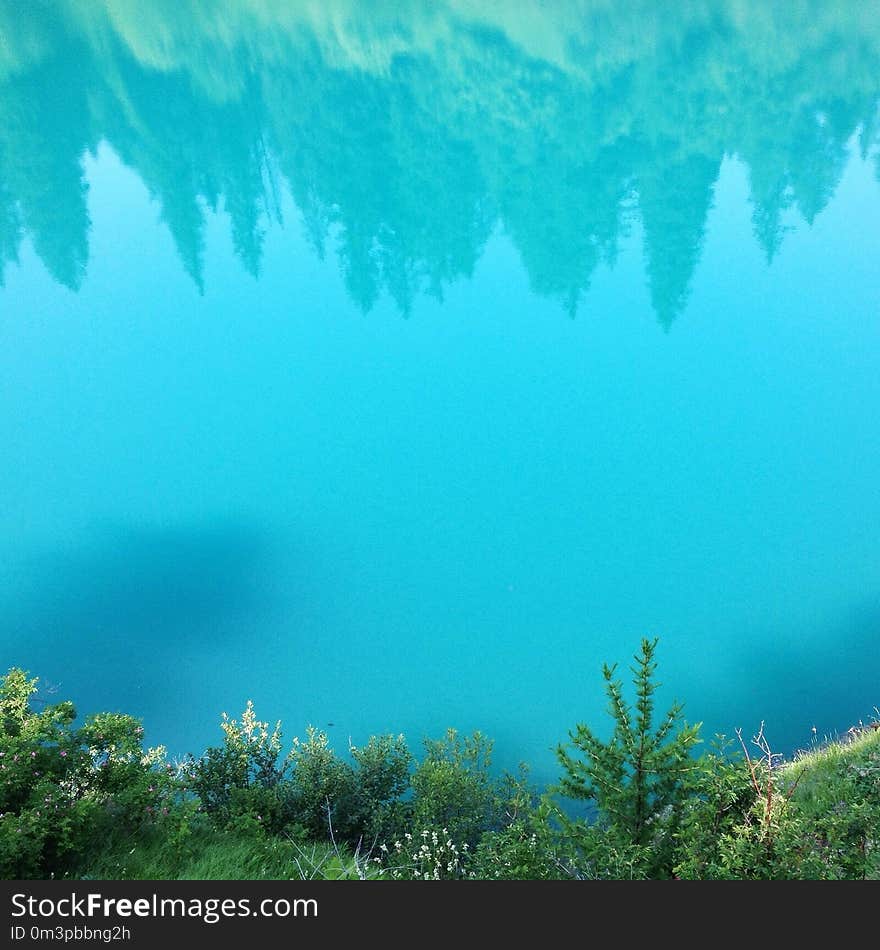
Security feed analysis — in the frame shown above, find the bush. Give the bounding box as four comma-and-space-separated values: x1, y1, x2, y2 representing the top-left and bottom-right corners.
470, 796, 571, 880
346, 734, 412, 843
286, 729, 413, 846
188, 707, 413, 848
284, 726, 356, 839
0, 668, 173, 878
186, 701, 292, 835
410, 728, 505, 850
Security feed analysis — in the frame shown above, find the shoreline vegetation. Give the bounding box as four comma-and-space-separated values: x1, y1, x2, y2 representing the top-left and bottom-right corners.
1, 640, 878, 881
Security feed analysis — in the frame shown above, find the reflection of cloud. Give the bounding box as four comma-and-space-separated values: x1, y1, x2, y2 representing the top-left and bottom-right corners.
0, 1, 878, 323
1, 521, 272, 657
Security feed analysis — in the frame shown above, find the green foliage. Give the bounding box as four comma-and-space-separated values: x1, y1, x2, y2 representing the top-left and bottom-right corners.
71, 823, 354, 880
410, 728, 505, 849
694, 726, 816, 879
674, 726, 880, 879
557, 638, 701, 877
285, 726, 357, 840
188, 705, 412, 847
672, 736, 759, 879
283, 727, 413, 845
385, 761, 556, 879
787, 731, 880, 879
186, 701, 291, 835
346, 734, 412, 843
0, 668, 174, 878
3, 659, 879, 880
470, 796, 570, 880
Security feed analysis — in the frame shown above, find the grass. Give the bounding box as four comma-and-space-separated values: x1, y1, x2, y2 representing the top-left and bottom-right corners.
69, 825, 370, 880
787, 725, 880, 800
785, 726, 880, 879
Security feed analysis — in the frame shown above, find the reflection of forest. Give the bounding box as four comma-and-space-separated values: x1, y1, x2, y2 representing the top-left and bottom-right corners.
1, 1, 878, 325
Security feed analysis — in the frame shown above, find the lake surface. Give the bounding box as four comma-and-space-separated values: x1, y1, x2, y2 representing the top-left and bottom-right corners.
2, 2, 879, 781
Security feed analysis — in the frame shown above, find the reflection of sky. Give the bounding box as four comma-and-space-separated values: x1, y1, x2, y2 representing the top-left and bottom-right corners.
1, 141, 880, 781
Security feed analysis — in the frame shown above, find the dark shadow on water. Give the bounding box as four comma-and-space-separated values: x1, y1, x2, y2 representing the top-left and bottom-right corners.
696, 599, 880, 756
0, 520, 276, 672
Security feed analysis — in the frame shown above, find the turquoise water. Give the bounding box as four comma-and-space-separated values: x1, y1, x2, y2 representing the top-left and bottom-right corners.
2, 3, 880, 780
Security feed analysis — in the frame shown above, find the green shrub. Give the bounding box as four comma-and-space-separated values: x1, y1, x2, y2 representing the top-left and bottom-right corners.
285, 729, 413, 847
0, 668, 173, 878
187, 701, 293, 835
470, 795, 571, 880
672, 736, 758, 878
410, 728, 505, 849
674, 725, 826, 879
346, 734, 412, 843
284, 726, 356, 840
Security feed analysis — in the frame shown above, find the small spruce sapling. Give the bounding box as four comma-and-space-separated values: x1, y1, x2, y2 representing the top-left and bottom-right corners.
557, 638, 700, 875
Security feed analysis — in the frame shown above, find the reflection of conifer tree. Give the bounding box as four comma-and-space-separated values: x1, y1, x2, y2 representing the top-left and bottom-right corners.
268, 49, 489, 315
502, 146, 632, 317
637, 152, 720, 329
377, 69, 491, 313
0, 0, 879, 323
88, 32, 269, 292
214, 89, 269, 279
746, 152, 793, 264
435, 29, 634, 318
158, 187, 207, 294
857, 100, 880, 182
0, 48, 92, 290
787, 108, 850, 225
88, 49, 210, 292
0, 182, 22, 287
226, 151, 267, 279
265, 56, 391, 312
745, 95, 877, 261
337, 226, 381, 314
377, 233, 418, 316
737, 86, 794, 264
297, 186, 330, 263
0, 0, 48, 286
